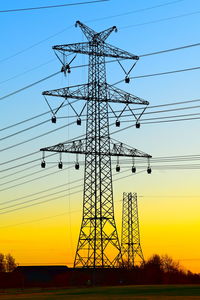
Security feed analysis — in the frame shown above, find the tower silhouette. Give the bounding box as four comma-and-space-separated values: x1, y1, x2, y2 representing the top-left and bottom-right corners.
121, 192, 144, 267
40, 21, 151, 268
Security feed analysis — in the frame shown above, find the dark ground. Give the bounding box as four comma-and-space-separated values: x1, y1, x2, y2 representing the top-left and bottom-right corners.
0, 285, 200, 299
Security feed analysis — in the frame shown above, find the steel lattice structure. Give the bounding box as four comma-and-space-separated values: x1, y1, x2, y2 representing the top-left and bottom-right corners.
40, 21, 151, 268
121, 192, 144, 267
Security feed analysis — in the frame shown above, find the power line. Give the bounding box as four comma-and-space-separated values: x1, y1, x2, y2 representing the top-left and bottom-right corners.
1, 152, 199, 187
0, 112, 51, 132
107, 104, 200, 121
3, 158, 200, 212
1, 38, 200, 102
113, 115, 200, 130
141, 104, 200, 115
0, 0, 108, 13
0, 105, 196, 195
2, 103, 200, 141
121, 155, 200, 163
46, 103, 200, 119
0, 112, 199, 174
0, 211, 78, 229
0, 59, 55, 86
0, 100, 79, 133
121, 112, 200, 123
1, 65, 200, 103
87, 0, 184, 22
12, 165, 197, 219
1, 40, 200, 87
144, 98, 200, 110
113, 66, 200, 85
0, 169, 136, 210
0, 134, 85, 172
2, 165, 144, 210
110, 115, 200, 135
134, 66, 200, 79
0, 71, 60, 101
0, 169, 143, 215
101, 108, 200, 122
121, 9, 200, 30
141, 115, 200, 125
0, 153, 56, 174
0, 179, 82, 207
139, 42, 200, 58
0, 189, 83, 215
0, 150, 38, 166
1, 161, 74, 180
0, 26, 73, 64
0, 119, 49, 142
0, 163, 39, 181
0, 0, 184, 64
0, 182, 82, 211
99, 155, 200, 163
0, 165, 73, 193
1, 97, 200, 133
122, 164, 200, 169
1, 200, 200, 231
0, 120, 76, 152
0, 111, 199, 177
2, 153, 198, 206
0, 165, 56, 188
0, 161, 78, 188
1, 159, 199, 215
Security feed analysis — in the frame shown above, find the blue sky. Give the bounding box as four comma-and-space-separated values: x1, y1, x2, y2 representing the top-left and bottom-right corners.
1, 0, 200, 155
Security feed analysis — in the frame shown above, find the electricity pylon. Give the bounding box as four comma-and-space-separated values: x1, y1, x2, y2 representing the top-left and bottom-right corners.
121, 192, 144, 267
40, 21, 151, 268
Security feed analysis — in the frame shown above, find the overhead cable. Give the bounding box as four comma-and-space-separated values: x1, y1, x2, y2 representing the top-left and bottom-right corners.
0, 0, 184, 63
0, 120, 76, 152
2, 98, 200, 133
121, 10, 200, 30
1, 40, 200, 87
1, 65, 200, 103
0, 169, 143, 215
0, 0, 108, 13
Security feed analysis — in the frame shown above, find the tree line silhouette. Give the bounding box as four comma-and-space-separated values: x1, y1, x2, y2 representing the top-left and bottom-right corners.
135, 254, 200, 284
0, 253, 17, 272
0, 253, 199, 288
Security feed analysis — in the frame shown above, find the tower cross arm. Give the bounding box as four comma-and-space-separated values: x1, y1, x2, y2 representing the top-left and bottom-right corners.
53, 42, 89, 55
42, 83, 89, 99
42, 83, 149, 106
53, 42, 139, 60
40, 139, 87, 154
104, 42, 139, 60
110, 139, 151, 158
107, 84, 149, 105
40, 138, 151, 158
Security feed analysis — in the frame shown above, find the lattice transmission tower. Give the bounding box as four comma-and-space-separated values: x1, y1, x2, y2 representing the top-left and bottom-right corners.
40, 21, 151, 268
121, 192, 144, 267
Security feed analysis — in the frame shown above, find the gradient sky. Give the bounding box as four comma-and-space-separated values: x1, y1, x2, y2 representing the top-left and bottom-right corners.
0, 0, 200, 272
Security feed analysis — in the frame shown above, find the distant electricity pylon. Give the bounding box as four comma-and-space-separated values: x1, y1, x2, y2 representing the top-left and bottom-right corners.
121, 192, 144, 267
40, 21, 151, 268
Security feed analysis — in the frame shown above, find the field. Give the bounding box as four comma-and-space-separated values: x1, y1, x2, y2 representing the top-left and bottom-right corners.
0, 285, 200, 300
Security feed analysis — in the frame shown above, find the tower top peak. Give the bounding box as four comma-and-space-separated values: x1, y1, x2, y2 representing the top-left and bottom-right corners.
75, 20, 117, 42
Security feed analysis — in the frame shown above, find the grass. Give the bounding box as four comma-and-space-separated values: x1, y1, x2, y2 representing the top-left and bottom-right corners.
0, 285, 200, 299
